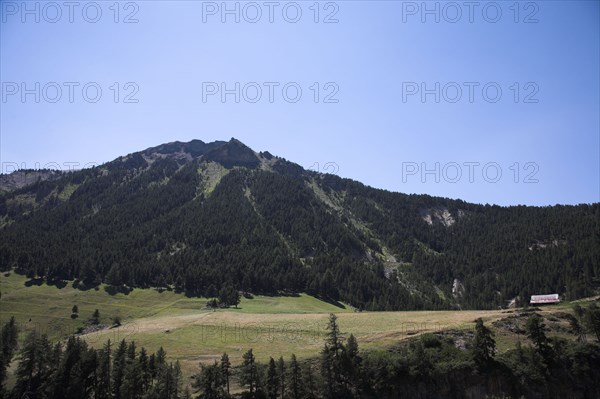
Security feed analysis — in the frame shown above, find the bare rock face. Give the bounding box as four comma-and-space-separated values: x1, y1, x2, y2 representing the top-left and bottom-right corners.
452, 278, 465, 299
420, 207, 464, 227
0, 169, 63, 193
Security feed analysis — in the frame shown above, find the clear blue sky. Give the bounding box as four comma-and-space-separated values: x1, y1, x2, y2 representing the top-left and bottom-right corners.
1, 0, 598, 206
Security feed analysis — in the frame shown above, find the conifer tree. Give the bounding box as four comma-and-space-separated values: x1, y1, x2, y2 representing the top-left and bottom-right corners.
526, 314, 552, 360
277, 356, 286, 398
321, 313, 343, 398
220, 352, 231, 395
139, 346, 150, 392
0, 316, 18, 388
240, 349, 258, 396
13, 333, 52, 398
472, 318, 496, 368
287, 354, 301, 399
97, 339, 112, 399
193, 360, 225, 399
112, 339, 127, 399
266, 357, 279, 399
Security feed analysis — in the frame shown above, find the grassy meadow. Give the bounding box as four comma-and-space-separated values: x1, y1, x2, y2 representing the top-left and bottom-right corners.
0, 272, 580, 381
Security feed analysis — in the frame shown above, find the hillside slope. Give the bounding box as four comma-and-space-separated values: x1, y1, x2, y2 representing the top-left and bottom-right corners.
0, 138, 598, 310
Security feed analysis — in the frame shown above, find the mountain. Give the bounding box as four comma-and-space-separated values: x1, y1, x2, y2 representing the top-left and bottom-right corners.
0, 138, 598, 310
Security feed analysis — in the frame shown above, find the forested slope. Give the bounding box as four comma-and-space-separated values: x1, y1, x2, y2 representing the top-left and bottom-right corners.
0, 138, 598, 310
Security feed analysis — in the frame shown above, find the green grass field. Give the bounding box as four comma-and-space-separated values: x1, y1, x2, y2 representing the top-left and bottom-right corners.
0, 272, 581, 381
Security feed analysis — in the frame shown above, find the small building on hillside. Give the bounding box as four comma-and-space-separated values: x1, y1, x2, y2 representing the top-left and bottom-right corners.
530, 294, 560, 305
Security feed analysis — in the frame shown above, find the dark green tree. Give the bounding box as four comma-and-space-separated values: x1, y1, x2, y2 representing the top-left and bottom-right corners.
71, 305, 79, 319
220, 352, 231, 396
301, 363, 318, 399
97, 339, 112, 399
526, 314, 552, 360
0, 316, 18, 388
13, 333, 52, 398
240, 348, 258, 397
321, 313, 344, 398
277, 356, 286, 398
341, 333, 361, 392
121, 346, 142, 399
112, 339, 127, 399
92, 308, 101, 325
172, 360, 183, 399
583, 303, 600, 342
266, 357, 279, 399
193, 361, 225, 399
138, 346, 150, 392
472, 318, 496, 367
206, 284, 218, 299
218, 285, 241, 308
566, 314, 586, 342
287, 354, 301, 399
